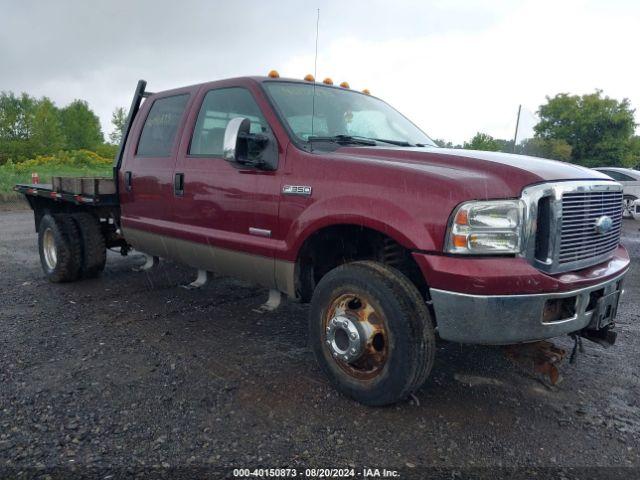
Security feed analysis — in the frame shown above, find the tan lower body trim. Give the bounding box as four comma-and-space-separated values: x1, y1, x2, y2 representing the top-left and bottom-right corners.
123, 227, 296, 297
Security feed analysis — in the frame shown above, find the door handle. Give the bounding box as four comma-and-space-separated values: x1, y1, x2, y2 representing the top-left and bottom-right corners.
174, 173, 184, 196
124, 171, 132, 192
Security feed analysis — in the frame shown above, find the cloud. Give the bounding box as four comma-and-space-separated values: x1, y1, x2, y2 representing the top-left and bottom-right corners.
285, 0, 640, 144
1, 0, 638, 143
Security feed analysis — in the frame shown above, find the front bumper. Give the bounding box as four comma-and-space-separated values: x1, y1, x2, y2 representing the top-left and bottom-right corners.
429, 271, 627, 344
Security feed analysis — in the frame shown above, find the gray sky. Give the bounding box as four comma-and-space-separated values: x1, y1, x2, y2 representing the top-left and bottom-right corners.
1, 0, 639, 144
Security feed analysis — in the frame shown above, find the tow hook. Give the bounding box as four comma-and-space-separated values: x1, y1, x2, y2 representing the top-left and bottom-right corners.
569, 326, 616, 364
579, 326, 617, 348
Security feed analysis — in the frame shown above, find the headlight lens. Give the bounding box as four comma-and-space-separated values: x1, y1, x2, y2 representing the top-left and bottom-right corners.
445, 200, 524, 254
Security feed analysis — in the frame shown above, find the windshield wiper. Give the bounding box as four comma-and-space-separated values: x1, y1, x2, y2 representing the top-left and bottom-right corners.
308, 135, 426, 147
307, 135, 377, 146
367, 138, 415, 147
307, 134, 432, 148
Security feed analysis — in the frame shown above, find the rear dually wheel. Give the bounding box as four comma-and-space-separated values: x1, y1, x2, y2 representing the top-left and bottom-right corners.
71, 212, 107, 278
38, 214, 81, 283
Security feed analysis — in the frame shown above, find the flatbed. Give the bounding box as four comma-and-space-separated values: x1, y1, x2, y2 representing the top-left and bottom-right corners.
14, 183, 119, 207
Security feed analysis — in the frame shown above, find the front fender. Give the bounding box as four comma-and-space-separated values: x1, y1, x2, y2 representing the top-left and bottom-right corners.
283, 195, 438, 261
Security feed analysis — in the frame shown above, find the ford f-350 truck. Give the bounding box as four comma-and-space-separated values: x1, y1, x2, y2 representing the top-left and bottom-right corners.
15, 73, 630, 405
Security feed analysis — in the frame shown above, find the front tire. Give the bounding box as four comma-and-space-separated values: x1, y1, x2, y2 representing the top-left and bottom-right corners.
309, 261, 435, 406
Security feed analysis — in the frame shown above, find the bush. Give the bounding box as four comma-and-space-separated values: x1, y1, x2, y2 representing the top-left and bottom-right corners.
0, 150, 113, 194
8, 150, 112, 173
95, 143, 118, 160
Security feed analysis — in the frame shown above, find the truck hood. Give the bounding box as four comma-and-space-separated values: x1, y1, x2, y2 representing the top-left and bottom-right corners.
331, 146, 612, 198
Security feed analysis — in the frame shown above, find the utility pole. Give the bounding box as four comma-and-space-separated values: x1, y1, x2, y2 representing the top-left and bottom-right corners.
512, 104, 521, 153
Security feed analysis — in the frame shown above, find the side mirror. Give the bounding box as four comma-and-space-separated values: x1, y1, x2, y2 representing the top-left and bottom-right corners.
223, 117, 251, 162
222, 117, 275, 170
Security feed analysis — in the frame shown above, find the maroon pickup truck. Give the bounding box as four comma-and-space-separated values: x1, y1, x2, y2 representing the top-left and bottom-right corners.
16, 73, 630, 405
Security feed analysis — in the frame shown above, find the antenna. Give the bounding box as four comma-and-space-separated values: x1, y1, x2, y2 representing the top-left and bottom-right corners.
512, 104, 521, 153
310, 8, 320, 144
314, 8, 319, 79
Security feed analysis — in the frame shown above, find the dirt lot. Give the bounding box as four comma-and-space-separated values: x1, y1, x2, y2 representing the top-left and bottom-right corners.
1, 207, 639, 478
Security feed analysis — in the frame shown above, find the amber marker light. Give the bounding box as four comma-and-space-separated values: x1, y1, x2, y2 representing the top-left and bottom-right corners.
454, 208, 469, 226
267, 70, 280, 78
362, 88, 371, 95
323, 78, 333, 85
304, 74, 315, 82
340, 81, 350, 88
452, 234, 468, 249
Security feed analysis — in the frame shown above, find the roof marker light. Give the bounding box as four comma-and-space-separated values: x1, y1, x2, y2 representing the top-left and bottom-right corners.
340, 81, 350, 88
323, 78, 333, 85
304, 74, 315, 82
268, 70, 280, 78
362, 88, 371, 95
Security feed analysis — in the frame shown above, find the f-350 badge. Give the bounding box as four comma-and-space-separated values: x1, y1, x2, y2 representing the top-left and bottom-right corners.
282, 185, 312, 196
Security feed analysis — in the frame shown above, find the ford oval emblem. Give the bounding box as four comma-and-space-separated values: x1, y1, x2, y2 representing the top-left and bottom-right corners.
594, 215, 613, 234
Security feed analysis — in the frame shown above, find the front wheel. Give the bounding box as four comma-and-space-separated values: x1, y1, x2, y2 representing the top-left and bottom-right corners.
623, 195, 637, 219
309, 261, 435, 406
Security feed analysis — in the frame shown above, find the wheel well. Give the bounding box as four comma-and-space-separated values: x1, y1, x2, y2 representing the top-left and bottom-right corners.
295, 224, 428, 302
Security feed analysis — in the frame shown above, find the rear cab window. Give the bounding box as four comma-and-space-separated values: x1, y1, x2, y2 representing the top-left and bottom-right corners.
137, 94, 190, 157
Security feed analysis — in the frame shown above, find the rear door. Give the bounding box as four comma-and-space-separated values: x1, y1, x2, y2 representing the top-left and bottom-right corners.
171, 84, 283, 287
119, 91, 192, 255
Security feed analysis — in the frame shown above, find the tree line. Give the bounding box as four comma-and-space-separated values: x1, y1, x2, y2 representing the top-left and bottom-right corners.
0, 92, 127, 164
434, 90, 639, 168
0, 89, 637, 168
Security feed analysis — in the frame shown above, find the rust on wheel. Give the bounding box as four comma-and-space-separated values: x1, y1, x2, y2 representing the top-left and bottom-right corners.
323, 293, 389, 380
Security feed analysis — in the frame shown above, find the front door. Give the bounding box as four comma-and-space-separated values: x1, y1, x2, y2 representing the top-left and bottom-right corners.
171, 86, 283, 288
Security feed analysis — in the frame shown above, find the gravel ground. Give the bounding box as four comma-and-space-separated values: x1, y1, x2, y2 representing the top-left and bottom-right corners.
1, 209, 639, 479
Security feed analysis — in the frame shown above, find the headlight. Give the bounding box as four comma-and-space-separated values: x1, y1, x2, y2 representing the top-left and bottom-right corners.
445, 200, 525, 254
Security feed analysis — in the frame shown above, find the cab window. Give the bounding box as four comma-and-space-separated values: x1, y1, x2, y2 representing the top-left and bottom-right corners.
137, 94, 189, 157
189, 88, 268, 156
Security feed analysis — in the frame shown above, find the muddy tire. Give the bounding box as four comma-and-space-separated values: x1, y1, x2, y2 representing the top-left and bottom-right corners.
71, 213, 106, 278
38, 214, 82, 283
309, 260, 435, 406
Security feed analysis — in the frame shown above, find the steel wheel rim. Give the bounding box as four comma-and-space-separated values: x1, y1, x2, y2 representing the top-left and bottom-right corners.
323, 292, 389, 380
42, 228, 57, 270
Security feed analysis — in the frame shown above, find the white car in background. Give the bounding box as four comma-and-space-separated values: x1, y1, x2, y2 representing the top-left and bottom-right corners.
594, 167, 640, 218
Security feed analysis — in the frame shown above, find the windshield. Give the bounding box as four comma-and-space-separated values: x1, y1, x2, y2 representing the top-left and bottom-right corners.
263, 82, 437, 147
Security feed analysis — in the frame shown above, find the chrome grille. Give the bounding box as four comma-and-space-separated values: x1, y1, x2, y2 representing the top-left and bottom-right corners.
521, 181, 624, 274
559, 190, 623, 264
